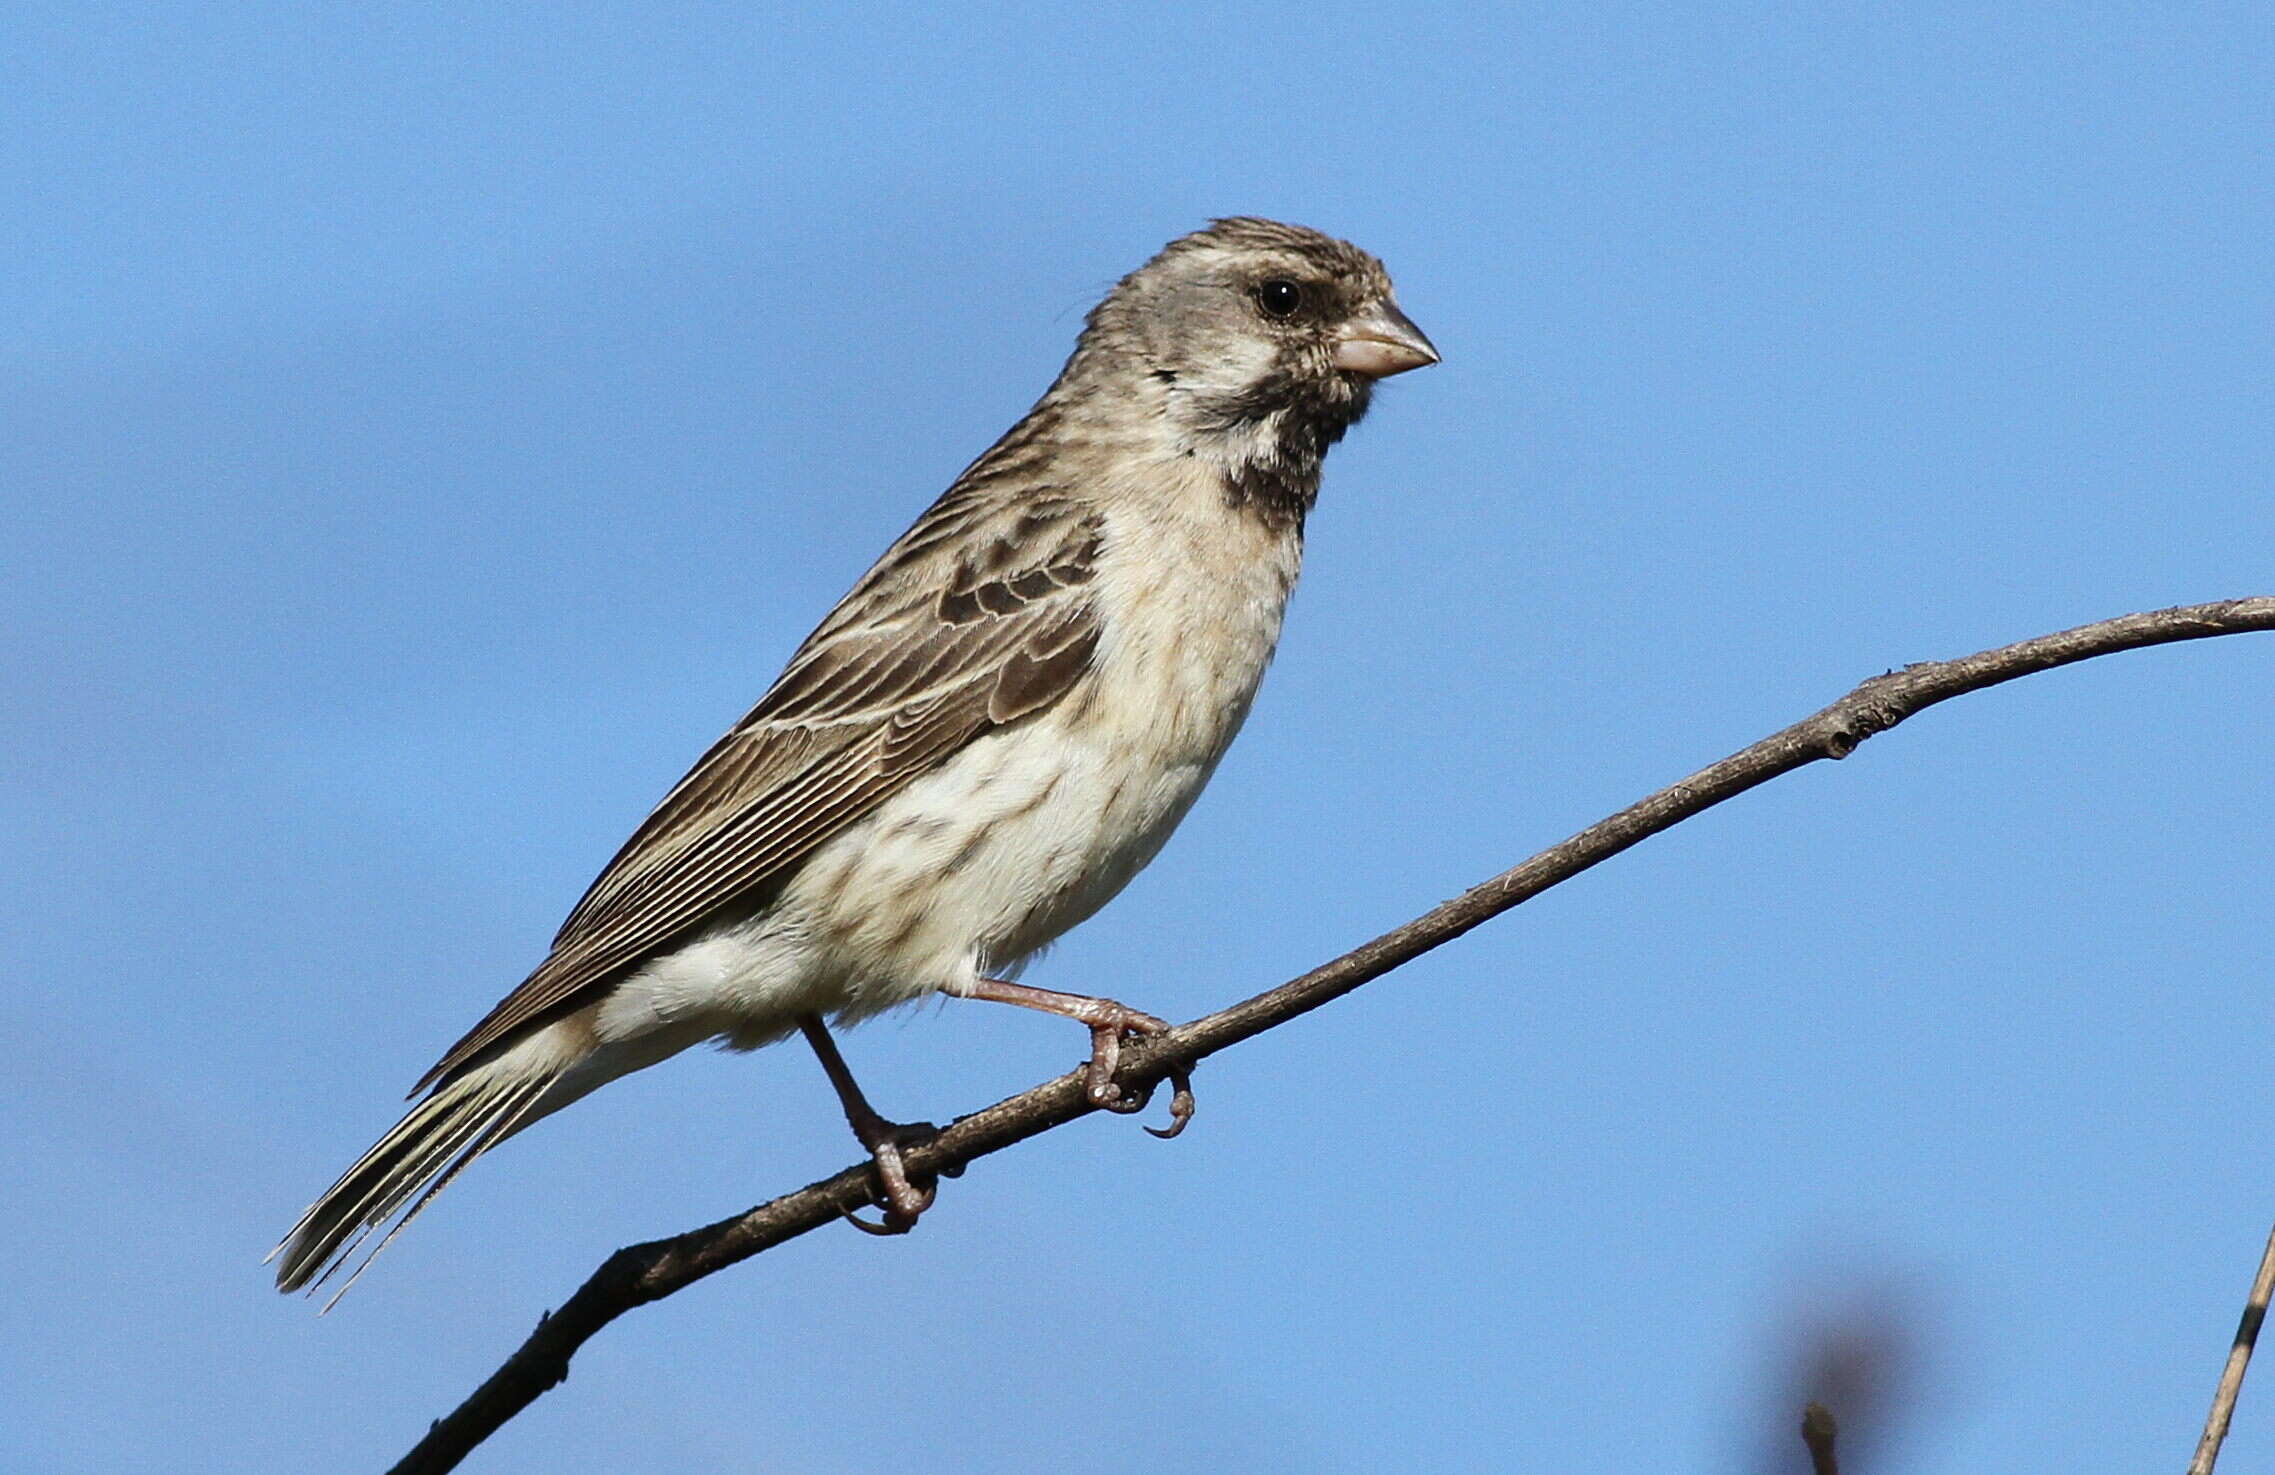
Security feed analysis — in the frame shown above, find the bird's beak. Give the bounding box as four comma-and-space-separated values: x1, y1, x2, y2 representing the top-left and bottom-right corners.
1333, 299, 1440, 378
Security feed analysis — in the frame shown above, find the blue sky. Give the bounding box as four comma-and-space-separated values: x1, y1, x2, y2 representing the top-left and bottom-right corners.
6, 4, 2273, 1470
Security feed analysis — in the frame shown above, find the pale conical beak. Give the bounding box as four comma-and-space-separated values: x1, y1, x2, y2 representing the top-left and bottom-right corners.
1332, 299, 1440, 378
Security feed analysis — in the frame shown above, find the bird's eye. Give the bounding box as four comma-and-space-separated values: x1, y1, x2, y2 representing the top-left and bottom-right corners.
1254, 279, 1305, 320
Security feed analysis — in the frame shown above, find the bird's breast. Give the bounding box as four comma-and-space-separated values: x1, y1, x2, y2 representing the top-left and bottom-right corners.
963, 475, 1301, 959
1078, 465, 1305, 769
707, 470, 1305, 1017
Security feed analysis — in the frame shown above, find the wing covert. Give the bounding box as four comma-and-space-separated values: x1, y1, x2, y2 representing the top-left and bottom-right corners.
414, 496, 1105, 1091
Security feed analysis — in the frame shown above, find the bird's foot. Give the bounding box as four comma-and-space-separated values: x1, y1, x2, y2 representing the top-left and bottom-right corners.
798, 1013, 947, 1235
1076, 1006, 1198, 1138
1067, 997, 1166, 1107
964, 978, 1197, 1137
844, 1118, 940, 1236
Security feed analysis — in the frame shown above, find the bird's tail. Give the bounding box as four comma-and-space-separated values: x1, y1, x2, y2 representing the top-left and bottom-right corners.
270, 1044, 568, 1307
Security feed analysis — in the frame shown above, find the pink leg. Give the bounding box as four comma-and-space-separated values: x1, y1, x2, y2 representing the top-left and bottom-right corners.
799, 1015, 936, 1234
962, 978, 1196, 1138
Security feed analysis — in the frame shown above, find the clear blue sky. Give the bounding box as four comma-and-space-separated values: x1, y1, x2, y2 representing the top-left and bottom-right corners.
7, 4, 2273, 1471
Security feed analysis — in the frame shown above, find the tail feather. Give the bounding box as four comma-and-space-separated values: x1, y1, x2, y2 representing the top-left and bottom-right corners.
272, 1057, 565, 1305
301, 1077, 516, 1260
295, 1076, 529, 1299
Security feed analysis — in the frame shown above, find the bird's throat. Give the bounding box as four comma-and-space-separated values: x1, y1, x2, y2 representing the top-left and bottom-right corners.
1202, 372, 1372, 533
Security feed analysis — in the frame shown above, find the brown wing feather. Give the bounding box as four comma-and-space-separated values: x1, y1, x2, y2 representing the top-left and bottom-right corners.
414, 484, 1104, 1092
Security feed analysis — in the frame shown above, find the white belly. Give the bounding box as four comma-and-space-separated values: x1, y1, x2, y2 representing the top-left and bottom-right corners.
592, 477, 1302, 1051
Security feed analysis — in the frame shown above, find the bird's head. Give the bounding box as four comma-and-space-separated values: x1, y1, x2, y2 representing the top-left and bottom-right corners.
1068, 217, 1437, 525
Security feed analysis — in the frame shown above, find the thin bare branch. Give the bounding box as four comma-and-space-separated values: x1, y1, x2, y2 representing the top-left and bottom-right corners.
390, 596, 2275, 1475
2189, 1216, 2275, 1475
1802, 1401, 1841, 1475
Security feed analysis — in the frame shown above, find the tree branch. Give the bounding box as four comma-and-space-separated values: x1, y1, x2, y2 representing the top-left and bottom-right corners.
1802, 1401, 1841, 1475
390, 597, 2275, 1475
2189, 1213, 2275, 1475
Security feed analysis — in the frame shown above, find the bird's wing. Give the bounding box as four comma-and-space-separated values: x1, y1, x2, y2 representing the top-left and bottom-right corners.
415, 490, 1104, 1090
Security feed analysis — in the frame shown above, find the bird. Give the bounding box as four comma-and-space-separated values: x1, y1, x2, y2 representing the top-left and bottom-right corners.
273, 216, 1437, 1300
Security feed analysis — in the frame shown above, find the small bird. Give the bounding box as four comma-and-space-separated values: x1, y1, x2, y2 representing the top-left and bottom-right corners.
274, 217, 1437, 1298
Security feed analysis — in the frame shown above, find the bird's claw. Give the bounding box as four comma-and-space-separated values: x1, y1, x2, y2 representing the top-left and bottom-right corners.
1097, 1080, 1150, 1114
844, 1193, 929, 1236
1080, 1006, 1170, 1108
1080, 1009, 1195, 1139
844, 1119, 938, 1236
1144, 1064, 1197, 1139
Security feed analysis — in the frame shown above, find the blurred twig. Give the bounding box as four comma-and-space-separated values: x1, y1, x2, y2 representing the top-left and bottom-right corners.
388, 596, 2275, 1475
2189, 1216, 2275, 1475
1802, 1402, 1840, 1475
1764, 1283, 1915, 1475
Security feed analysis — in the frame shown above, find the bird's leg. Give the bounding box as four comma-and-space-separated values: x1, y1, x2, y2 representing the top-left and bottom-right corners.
797, 1014, 936, 1235
962, 978, 1196, 1136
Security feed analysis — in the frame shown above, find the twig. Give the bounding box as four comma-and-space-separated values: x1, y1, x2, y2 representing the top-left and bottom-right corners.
389, 597, 2275, 1475
2189, 1216, 2275, 1475
1802, 1401, 1840, 1475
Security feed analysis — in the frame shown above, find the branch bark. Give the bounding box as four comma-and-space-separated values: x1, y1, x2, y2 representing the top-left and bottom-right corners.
390, 597, 2275, 1475
2189, 1214, 2275, 1475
